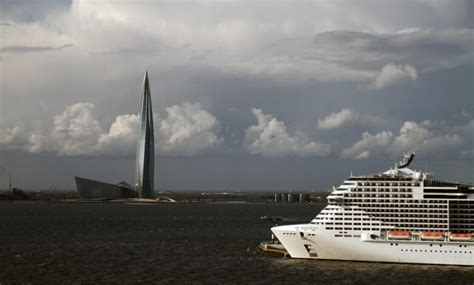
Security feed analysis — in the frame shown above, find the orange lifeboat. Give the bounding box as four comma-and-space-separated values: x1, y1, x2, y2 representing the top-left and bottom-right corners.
420, 232, 444, 240
449, 233, 472, 241
387, 230, 411, 240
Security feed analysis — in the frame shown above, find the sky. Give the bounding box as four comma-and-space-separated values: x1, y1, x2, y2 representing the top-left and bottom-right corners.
0, 0, 473, 191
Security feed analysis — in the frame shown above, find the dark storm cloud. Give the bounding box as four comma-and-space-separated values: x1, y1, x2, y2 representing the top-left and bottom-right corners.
258, 29, 473, 76
312, 29, 473, 71
0, 0, 472, 190
0, 44, 73, 53
0, 0, 72, 23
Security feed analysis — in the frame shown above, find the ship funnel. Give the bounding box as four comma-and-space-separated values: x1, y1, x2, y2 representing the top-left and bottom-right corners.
397, 152, 415, 169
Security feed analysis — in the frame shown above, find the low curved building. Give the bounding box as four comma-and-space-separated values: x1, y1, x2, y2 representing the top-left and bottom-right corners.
75, 177, 137, 200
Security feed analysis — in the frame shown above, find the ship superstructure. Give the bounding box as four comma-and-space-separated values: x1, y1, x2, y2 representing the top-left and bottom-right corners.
272, 154, 473, 265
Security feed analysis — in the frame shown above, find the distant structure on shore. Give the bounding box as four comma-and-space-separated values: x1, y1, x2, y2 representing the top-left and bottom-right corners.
274, 193, 309, 203
75, 71, 155, 200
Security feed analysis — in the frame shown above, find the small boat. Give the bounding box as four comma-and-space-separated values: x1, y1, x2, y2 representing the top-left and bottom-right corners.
258, 241, 288, 257
449, 233, 473, 241
260, 215, 283, 222
420, 232, 444, 240
387, 230, 411, 240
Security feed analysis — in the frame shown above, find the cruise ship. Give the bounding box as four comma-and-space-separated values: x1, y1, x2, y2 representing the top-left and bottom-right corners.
271, 154, 473, 265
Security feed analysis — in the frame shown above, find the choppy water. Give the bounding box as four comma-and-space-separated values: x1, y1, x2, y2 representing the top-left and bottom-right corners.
0, 202, 472, 284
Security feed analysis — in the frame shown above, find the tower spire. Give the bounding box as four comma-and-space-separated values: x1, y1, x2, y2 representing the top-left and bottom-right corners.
135, 70, 155, 198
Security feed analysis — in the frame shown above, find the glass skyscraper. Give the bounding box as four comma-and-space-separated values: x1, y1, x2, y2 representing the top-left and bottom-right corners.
135, 71, 155, 198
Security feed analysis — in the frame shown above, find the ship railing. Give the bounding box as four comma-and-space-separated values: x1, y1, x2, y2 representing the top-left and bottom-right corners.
371, 230, 474, 243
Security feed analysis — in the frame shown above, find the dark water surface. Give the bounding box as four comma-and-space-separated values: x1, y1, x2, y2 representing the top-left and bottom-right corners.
0, 202, 472, 284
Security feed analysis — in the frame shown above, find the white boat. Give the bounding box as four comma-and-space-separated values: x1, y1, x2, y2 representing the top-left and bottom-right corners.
272, 153, 474, 266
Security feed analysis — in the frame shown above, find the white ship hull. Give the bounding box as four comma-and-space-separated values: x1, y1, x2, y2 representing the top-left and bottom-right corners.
272, 224, 474, 266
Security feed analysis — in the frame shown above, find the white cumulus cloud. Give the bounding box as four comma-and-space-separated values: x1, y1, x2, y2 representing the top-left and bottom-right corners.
390, 121, 462, 155
0, 102, 222, 157
97, 114, 140, 155
341, 120, 467, 159
341, 131, 393, 159
29, 102, 103, 155
354, 151, 371, 160
318, 108, 384, 129
245, 108, 330, 157
158, 102, 223, 156
366, 63, 417, 90
0, 126, 30, 150
318, 109, 354, 129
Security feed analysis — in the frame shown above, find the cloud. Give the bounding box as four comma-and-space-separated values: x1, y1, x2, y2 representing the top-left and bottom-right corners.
354, 151, 371, 160
204, 28, 472, 86
2, 1, 472, 88
97, 114, 140, 155
460, 149, 474, 158
318, 108, 385, 129
0, 0, 72, 23
312, 29, 473, 74
0, 1, 472, 190
0, 102, 222, 157
158, 102, 223, 156
0, 126, 30, 150
341, 120, 467, 159
0, 44, 73, 53
318, 109, 355, 129
245, 108, 330, 157
365, 63, 417, 90
390, 121, 462, 155
98, 102, 223, 156
341, 131, 394, 159
28, 102, 103, 155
